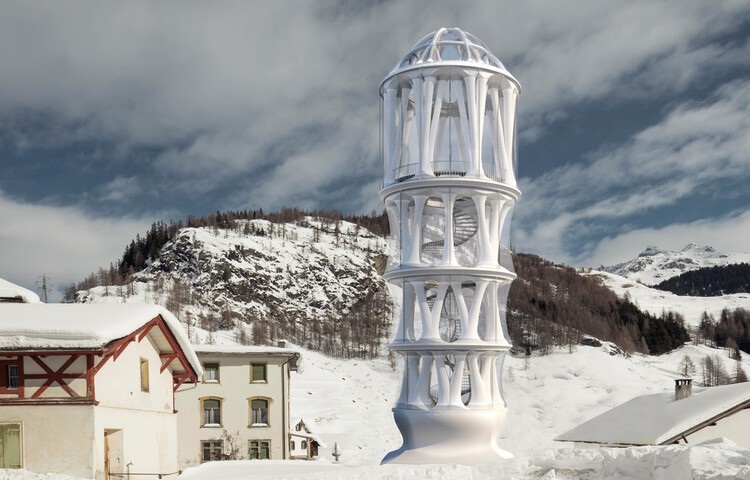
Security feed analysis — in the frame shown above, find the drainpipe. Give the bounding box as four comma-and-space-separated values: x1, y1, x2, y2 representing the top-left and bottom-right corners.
280, 354, 290, 460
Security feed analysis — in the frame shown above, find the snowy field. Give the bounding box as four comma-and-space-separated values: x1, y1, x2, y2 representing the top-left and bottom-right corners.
588, 270, 750, 329
7, 340, 750, 479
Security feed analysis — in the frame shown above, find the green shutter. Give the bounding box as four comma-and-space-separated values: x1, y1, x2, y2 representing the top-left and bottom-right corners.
252, 364, 266, 381
0, 424, 21, 468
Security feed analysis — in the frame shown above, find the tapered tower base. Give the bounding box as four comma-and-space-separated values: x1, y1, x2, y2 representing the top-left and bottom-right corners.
381, 408, 513, 465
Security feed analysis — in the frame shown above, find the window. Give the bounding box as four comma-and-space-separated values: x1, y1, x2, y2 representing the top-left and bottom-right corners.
140, 358, 149, 392
201, 440, 222, 462
203, 363, 219, 383
290, 440, 296, 450
201, 398, 222, 426
248, 440, 270, 460
250, 398, 269, 426
7, 366, 18, 389
0, 363, 20, 390
301, 440, 308, 450
0, 424, 21, 468
251, 363, 267, 382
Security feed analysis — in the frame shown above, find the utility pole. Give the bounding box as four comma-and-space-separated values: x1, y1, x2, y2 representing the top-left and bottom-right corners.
36, 274, 51, 303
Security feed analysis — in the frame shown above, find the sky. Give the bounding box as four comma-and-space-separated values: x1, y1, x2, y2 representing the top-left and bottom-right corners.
1, 0, 750, 299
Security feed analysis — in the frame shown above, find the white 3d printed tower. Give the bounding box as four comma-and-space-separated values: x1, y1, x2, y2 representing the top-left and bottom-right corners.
379, 28, 521, 464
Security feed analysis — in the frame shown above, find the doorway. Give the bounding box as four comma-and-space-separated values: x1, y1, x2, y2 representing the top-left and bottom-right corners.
104, 429, 123, 480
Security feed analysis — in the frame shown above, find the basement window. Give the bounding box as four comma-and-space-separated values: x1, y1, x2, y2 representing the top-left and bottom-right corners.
201, 440, 222, 462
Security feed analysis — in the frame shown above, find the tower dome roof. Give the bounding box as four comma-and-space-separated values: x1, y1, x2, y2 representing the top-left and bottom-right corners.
387, 27, 517, 83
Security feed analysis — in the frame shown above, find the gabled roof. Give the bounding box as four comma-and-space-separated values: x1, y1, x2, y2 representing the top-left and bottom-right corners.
291, 418, 326, 447
556, 382, 750, 446
0, 303, 201, 377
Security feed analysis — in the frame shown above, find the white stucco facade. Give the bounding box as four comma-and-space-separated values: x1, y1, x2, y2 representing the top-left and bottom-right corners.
682, 408, 750, 447
0, 304, 200, 479
175, 345, 300, 467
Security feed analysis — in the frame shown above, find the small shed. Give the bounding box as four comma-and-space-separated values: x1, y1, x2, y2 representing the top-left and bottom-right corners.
556, 380, 750, 448
289, 418, 325, 459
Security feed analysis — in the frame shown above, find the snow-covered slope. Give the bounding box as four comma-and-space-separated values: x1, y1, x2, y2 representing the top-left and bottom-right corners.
6, 311, 750, 479
586, 270, 750, 329
39, 238, 750, 480
76, 218, 392, 349
602, 243, 750, 285
175, 342, 750, 480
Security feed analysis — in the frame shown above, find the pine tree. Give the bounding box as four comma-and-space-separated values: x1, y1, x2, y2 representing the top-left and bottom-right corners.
679, 355, 697, 378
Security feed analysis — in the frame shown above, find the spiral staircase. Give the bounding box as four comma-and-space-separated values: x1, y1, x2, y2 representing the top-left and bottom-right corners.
422, 196, 478, 257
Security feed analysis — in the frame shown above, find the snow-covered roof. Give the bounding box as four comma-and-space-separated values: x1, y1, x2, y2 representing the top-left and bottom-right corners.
290, 418, 327, 448
0, 278, 41, 303
556, 382, 750, 446
194, 344, 302, 371
0, 303, 201, 376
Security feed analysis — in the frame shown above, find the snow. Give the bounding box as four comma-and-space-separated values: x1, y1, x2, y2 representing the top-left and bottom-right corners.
602, 243, 750, 285
557, 382, 750, 445
0, 303, 201, 376
0, 278, 41, 303
8, 238, 750, 479
5, 340, 750, 479
587, 270, 750, 329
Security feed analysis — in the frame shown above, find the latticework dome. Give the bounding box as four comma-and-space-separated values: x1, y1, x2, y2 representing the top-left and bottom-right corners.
389, 27, 512, 78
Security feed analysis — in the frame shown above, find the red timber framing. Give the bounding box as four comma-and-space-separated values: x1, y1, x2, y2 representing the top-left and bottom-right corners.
0, 315, 198, 406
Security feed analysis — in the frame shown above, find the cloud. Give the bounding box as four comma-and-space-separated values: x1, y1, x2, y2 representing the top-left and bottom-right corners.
0, 191, 154, 300
1, 0, 750, 287
97, 176, 144, 203
514, 79, 750, 265
581, 209, 750, 268
1, 0, 749, 216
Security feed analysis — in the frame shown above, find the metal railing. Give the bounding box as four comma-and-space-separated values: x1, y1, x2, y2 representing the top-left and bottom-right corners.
387, 161, 503, 186
108, 471, 181, 479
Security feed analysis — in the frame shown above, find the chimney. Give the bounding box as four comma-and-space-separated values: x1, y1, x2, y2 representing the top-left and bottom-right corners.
277, 339, 288, 348
675, 378, 692, 400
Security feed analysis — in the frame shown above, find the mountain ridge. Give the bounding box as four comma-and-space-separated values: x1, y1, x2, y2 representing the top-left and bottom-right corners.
601, 243, 750, 285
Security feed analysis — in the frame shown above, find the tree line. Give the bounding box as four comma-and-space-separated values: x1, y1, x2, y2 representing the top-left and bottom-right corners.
67, 214, 695, 359
64, 208, 388, 300
655, 263, 750, 296
697, 307, 750, 354
508, 253, 690, 356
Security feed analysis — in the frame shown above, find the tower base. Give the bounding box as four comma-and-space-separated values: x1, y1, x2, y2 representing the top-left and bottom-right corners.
381, 407, 512, 465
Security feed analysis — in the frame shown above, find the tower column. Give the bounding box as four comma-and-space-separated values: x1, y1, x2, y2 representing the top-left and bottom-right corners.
380, 28, 521, 465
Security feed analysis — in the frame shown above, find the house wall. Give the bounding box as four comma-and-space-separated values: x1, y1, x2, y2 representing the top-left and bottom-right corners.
94, 406, 178, 479
289, 434, 311, 458
90, 333, 179, 478
0, 355, 89, 399
685, 409, 750, 448
175, 352, 292, 467
0, 405, 96, 478
96, 335, 175, 413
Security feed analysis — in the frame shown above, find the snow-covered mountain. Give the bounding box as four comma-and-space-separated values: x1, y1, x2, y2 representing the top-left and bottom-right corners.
76, 218, 392, 350
10, 230, 750, 478
601, 243, 750, 285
